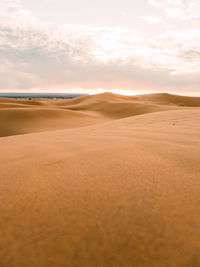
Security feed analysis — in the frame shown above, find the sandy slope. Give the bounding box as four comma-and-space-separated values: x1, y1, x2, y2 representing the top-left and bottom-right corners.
0, 93, 200, 266
0, 108, 106, 137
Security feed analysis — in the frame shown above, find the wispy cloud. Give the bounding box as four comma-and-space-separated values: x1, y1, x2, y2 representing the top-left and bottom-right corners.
148, 0, 200, 24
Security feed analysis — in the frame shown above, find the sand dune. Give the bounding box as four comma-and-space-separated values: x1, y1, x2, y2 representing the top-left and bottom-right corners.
0, 97, 46, 106
1, 93, 200, 266
0, 92, 192, 137
137, 92, 200, 106
0, 108, 106, 137
58, 93, 180, 119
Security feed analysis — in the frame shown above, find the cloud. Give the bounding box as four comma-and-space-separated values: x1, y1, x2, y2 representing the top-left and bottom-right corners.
179, 50, 200, 61
148, 0, 200, 24
0, 0, 200, 93
139, 16, 161, 24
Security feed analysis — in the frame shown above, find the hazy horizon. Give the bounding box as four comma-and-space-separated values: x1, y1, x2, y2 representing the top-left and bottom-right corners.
0, 0, 200, 96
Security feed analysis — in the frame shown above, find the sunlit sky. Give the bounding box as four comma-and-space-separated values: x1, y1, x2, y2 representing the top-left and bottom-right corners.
0, 0, 200, 95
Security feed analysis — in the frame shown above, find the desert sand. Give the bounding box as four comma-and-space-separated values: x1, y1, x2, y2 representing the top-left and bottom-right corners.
0, 93, 200, 266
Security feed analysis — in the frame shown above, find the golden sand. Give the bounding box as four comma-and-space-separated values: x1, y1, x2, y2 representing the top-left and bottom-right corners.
0, 93, 200, 266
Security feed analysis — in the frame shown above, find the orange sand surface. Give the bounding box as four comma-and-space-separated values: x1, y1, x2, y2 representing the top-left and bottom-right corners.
0, 93, 200, 266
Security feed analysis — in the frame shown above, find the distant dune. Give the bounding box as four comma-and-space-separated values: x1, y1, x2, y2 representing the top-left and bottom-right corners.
1, 92, 199, 137
137, 93, 200, 106
0, 93, 200, 266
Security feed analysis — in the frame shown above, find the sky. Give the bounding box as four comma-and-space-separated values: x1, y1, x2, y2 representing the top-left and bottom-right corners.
0, 0, 200, 95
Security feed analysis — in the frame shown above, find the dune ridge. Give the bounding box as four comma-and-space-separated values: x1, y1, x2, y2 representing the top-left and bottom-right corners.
1, 92, 200, 137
